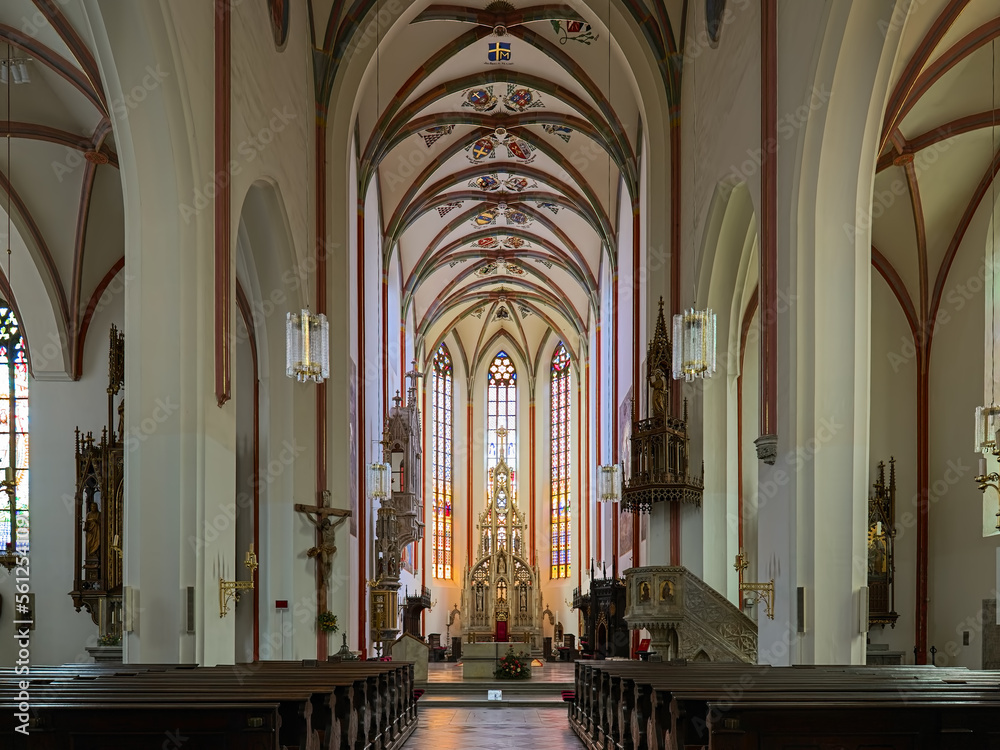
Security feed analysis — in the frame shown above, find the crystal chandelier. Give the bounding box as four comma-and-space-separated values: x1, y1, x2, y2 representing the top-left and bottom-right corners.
367, 461, 391, 500
975, 406, 1000, 454
285, 308, 329, 383
597, 463, 621, 503
672, 308, 717, 381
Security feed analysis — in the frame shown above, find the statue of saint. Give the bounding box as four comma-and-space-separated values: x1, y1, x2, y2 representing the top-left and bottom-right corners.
650, 368, 667, 418
85, 502, 101, 559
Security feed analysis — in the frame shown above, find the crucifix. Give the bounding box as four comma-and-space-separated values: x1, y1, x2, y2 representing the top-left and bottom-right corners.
295, 490, 351, 588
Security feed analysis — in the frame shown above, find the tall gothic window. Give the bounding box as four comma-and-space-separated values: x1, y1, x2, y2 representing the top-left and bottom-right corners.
0, 305, 28, 553
487, 351, 517, 478
550, 343, 571, 578
432, 344, 453, 579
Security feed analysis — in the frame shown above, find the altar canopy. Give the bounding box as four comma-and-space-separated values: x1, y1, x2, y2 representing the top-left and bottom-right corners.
462, 432, 542, 646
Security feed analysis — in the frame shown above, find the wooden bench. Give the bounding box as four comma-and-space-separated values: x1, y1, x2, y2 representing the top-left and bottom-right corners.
569, 661, 1000, 750
0, 659, 418, 750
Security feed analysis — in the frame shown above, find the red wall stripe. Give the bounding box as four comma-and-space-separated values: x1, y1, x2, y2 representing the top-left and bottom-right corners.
213, 0, 232, 407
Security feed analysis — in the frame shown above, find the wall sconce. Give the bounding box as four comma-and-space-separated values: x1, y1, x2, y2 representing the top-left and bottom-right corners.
734, 549, 775, 620
597, 463, 621, 503
219, 544, 258, 618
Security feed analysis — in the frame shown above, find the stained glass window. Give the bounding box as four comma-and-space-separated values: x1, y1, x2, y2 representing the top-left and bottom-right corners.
432, 344, 453, 579
0, 305, 28, 554
487, 351, 517, 477
550, 343, 571, 578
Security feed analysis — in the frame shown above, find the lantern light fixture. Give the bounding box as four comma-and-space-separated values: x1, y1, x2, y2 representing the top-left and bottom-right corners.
597, 463, 621, 503
672, 308, 717, 381
285, 308, 329, 383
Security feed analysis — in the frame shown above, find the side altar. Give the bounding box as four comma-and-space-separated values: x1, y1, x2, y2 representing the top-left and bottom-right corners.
461, 428, 543, 649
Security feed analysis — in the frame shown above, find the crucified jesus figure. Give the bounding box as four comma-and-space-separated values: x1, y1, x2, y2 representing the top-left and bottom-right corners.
295, 490, 351, 587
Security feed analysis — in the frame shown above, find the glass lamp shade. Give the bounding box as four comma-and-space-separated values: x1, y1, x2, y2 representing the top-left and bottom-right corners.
672, 308, 717, 381
974, 405, 1000, 454
367, 462, 391, 500
597, 464, 621, 503
285, 309, 329, 383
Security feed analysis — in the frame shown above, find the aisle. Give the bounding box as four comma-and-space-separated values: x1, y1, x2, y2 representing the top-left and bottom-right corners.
403, 707, 583, 749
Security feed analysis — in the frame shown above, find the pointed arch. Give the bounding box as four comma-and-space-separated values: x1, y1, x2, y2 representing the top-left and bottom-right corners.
487, 350, 518, 476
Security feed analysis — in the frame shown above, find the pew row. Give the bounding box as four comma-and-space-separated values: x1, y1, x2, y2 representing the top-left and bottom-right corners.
0, 659, 418, 750
569, 661, 1000, 750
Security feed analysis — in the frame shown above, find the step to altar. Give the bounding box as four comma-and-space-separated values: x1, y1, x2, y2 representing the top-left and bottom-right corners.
419, 661, 575, 707
418, 682, 572, 707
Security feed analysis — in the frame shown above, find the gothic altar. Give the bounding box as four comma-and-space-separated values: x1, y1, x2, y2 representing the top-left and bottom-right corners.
462, 433, 542, 647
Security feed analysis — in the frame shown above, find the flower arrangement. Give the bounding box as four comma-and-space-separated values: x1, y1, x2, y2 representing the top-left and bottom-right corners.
317, 611, 339, 633
495, 647, 531, 679
97, 633, 121, 647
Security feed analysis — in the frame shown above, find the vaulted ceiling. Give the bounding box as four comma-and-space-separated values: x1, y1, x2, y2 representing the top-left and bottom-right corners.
0, 0, 123, 378
351, 1, 645, 375
872, 0, 1000, 346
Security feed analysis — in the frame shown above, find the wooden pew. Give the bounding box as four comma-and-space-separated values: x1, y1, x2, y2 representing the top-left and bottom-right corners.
0, 659, 418, 750
570, 661, 1000, 750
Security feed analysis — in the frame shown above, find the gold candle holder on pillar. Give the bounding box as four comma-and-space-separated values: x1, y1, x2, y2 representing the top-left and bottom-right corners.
219, 544, 258, 617
734, 549, 775, 620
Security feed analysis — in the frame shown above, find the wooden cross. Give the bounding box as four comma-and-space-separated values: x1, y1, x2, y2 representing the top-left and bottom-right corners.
295, 490, 351, 589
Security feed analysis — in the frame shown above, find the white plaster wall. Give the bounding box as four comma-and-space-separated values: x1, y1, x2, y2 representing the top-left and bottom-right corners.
866, 274, 917, 660
0, 271, 124, 666
927, 218, 997, 668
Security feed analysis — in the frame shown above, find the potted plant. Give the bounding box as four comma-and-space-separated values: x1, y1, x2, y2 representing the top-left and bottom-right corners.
495, 647, 531, 679
317, 611, 339, 633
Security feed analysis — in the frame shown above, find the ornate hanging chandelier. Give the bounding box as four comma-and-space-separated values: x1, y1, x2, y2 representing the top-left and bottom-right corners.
285, 308, 329, 383
597, 463, 621, 503
672, 308, 717, 381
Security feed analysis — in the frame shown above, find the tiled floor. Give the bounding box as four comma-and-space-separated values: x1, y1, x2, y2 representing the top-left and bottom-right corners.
404, 707, 583, 749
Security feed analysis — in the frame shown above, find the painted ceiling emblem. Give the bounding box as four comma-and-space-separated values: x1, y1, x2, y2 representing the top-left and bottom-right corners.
477, 259, 525, 277
503, 86, 543, 113
496, 306, 511, 321
551, 19, 599, 45
506, 209, 531, 225
519, 305, 533, 318
467, 137, 496, 162
504, 176, 529, 192
436, 201, 463, 218
471, 304, 487, 319
464, 87, 499, 112
473, 208, 499, 227
504, 236, 528, 250
506, 137, 534, 162
473, 174, 502, 191
535, 258, 553, 269
448, 258, 468, 268
542, 124, 573, 143
536, 201, 560, 215
418, 125, 455, 148
488, 41, 513, 64
474, 237, 501, 249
